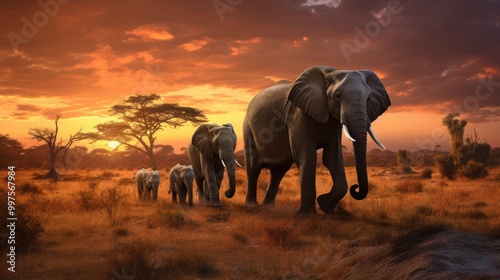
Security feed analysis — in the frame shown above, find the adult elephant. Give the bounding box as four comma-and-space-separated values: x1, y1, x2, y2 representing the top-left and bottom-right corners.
135, 168, 160, 201
169, 164, 195, 206
187, 123, 240, 207
243, 66, 391, 214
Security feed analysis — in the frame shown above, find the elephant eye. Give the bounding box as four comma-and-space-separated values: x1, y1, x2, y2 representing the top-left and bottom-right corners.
334, 91, 341, 100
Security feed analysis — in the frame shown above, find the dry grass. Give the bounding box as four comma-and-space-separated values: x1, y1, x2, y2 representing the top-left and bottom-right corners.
7, 166, 500, 279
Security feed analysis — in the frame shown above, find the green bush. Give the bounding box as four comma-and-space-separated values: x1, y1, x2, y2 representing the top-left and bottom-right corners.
460, 160, 489, 179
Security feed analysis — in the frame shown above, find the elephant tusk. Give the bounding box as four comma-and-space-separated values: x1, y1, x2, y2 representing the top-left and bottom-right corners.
343, 124, 356, 142
234, 159, 242, 167
221, 160, 226, 168
368, 127, 386, 150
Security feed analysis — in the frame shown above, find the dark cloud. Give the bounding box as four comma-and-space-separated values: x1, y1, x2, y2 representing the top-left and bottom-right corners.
0, 0, 498, 125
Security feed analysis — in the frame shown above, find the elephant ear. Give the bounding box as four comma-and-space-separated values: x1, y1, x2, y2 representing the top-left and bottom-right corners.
288, 66, 336, 123
222, 123, 237, 150
360, 70, 391, 122
192, 124, 215, 158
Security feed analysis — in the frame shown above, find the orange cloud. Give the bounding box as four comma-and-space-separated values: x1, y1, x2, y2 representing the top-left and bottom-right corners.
125, 23, 174, 42
179, 37, 212, 52
230, 37, 262, 56
293, 36, 309, 47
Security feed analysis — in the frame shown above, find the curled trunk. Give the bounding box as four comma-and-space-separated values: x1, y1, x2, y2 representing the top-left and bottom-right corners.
221, 152, 237, 198
350, 125, 369, 200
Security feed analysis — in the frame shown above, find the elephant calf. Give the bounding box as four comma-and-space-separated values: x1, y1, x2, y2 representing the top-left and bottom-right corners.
169, 164, 195, 206
187, 123, 240, 207
135, 168, 160, 201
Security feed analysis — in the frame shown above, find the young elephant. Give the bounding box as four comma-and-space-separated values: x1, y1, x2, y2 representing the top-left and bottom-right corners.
135, 168, 160, 201
187, 123, 240, 207
169, 164, 195, 206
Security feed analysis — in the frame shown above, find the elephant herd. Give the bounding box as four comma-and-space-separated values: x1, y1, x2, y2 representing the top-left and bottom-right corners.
136, 66, 391, 214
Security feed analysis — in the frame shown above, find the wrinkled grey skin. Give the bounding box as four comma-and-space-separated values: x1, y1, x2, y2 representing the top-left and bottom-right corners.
135, 168, 160, 201
169, 164, 195, 206
243, 66, 391, 214
187, 124, 238, 207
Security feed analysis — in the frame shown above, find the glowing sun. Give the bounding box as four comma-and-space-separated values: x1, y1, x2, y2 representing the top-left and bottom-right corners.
107, 141, 121, 150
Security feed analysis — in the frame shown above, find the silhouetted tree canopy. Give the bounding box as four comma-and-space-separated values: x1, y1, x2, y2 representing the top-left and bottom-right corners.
87, 94, 207, 169
0, 134, 24, 169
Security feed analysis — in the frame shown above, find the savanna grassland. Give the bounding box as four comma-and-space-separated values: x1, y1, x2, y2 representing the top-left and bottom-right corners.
2, 166, 500, 279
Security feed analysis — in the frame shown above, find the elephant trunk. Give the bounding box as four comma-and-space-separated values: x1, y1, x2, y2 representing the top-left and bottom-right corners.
349, 120, 369, 200
152, 185, 159, 201
221, 152, 236, 198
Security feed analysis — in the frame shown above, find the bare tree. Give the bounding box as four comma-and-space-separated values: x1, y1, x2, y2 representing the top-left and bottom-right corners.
28, 115, 87, 181
87, 94, 207, 170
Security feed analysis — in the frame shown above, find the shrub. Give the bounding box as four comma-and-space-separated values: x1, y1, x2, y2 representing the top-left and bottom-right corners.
109, 241, 155, 280
460, 160, 489, 179
158, 251, 217, 279
76, 188, 100, 211
18, 180, 42, 194
100, 186, 127, 222
436, 153, 457, 179
420, 168, 433, 179
394, 179, 424, 194
0, 191, 44, 254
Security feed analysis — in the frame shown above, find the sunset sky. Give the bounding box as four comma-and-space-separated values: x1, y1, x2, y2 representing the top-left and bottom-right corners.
1, 0, 499, 153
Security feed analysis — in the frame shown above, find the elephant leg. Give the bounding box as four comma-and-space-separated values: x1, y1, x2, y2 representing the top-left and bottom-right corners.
207, 175, 222, 207
195, 177, 205, 203
295, 149, 318, 214
244, 128, 260, 204
171, 190, 177, 203
317, 143, 348, 214
216, 169, 224, 190
178, 185, 187, 205
245, 166, 261, 204
263, 165, 291, 205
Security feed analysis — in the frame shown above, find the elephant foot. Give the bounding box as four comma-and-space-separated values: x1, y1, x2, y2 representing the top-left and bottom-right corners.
209, 201, 222, 207
262, 198, 276, 206
296, 206, 317, 215
317, 194, 334, 215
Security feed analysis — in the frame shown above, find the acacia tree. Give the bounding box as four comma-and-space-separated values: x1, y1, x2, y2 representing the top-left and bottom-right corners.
28, 114, 87, 181
89, 94, 207, 170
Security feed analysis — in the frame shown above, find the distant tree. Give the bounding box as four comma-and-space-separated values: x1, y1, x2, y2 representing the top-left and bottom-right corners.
397, 150, 413, 174
28, 115, 87, 181
87, 94, 207, 170
439, 113, 490, 179
442, 113, 467, 163
0, 134, 24, 169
